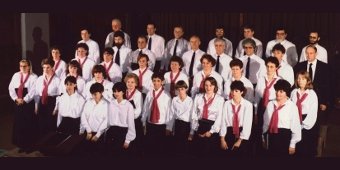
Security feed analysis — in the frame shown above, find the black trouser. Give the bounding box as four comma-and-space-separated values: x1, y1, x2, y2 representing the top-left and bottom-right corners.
173, 119, 191, 156
267, 128, 292, 157
38, 96, 57, 138
296, 115, 318, 157
78, 132, 106, 157
193, 119, 219, 157
57, 117, 80, 135
12, 99, 38, 150
105, 126, 128, 157
129, 116, 144, 156
221, 127, 249, 157
145, 122, 166, 156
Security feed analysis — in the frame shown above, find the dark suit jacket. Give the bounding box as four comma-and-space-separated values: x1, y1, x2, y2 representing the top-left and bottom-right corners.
294, 60, 330, 106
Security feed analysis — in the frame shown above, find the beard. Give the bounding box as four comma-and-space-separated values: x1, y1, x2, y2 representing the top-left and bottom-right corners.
309, 40, 318, 45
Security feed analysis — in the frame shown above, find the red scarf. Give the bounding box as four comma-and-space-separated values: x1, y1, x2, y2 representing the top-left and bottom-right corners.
138, 68, 148, 91
17, 72, 30, 99
269, 104, 285, 134
170, 71, 180, 97
104, 61, 114, 81
78, 57, 88, 69
202, 94, 215, 119
53, 59, 61, 71
150, 88, 164, 123
296, 92, 308, 123
232, 103, 242, 138
262, 78, 277, 108
126, 89, 136, 101
41, 74, 55, 105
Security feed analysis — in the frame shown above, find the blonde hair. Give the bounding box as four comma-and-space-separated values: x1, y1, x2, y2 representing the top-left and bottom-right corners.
124, 73, 139, 88
19, 59, 33, 74
295, 70, 313, 90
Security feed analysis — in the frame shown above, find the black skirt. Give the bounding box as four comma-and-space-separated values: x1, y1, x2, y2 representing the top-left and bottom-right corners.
37, 96, 57, 138
57, 117, 80, 135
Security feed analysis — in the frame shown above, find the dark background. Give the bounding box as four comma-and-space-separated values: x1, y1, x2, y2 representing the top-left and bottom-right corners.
2, 13, 340, 104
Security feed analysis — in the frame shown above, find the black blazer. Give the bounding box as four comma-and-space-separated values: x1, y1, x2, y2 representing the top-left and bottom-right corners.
294, 60, 330, 106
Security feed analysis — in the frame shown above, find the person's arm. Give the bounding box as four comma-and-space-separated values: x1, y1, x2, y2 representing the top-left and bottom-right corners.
289, 104, 301, 154
166, 99, 176, 132
302, 91, 318, 130
240, 102, 253, 140
124, 104, 136, 146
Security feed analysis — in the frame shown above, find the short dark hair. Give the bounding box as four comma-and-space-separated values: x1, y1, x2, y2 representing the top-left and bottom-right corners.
66, 60, 82, 76
265, 57, 280, 68
103, 47, 114, 56
203, 77, 218, 93
272, 43, 286, 54
50, 45, 61, 54
230, 59, 243, 69
230, 80, 246, 97
175, 80, 188, 89
138, 53, 149, 62
152, 72, 164, 81
242, 24, 255, 32
274, 79, 292, 97
169, 56, 184, 70
75, 43, 89, 56
114, 31, 125, 39
112, 82, 127, 99
90, 82, 104, 94
92, 65, 107, 79
41, 58, 55, 67
200, 54, 216, 67
64, 75, 77, 85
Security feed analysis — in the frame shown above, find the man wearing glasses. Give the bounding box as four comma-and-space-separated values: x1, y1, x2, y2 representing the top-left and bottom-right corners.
299, 31, 328, 64
265, 27, 298, 67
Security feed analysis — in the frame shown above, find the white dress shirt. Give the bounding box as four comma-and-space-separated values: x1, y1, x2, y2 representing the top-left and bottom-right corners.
164, 38, 190, 69
300, 44, 328, 63
167, 95, 193, 131
235, 37, 263, 59
72, 57, 95, 83
181, 49, 205, 77
254, 75, 281, 113
142, 88, 172, 126
223, 76, 254, 104
191, 93, 224, 135
58, 75, 86, 97
105, 31, 131, 49
220, 98, 253, 140
126, 89, 143, 119
55, 92, 85, 127
127, 48, 156, 72
147, 34, 165, 61
53, 59, 67, 78
84, 79, 114, 101
9, 72, 38, 103
35, 74, 61, 103
212, 53, 232, 81
266, 39, 298, 66
207, 37, 233, 57
290, 89, 318, 130
191, 70, 223, 98
112, 45, 132, 73
263, 99, 301, 148
77, 39, 101, 64
80, 98, 108, 138
101, 61, 122, 83
132, 68, 154, 94
239, 54, 266, 85
164, 71, 189, 95
108, 99, 136, 144
277, 60, 295, 86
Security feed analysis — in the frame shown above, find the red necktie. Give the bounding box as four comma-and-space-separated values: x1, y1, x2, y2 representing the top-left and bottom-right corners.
54, 60, 61, 71
296, 92, 308, 123
269, 104, 285, 134
202, 94, 215, 120
17, 73, 30, 99
126, 89, 136, 101
262, 78, 277, 108
150, 88, 164, 123
104, 61, 113, 81
232, 103, 242, 138
78, 57, 88, 69
138, 68, 148, 91
41, 74, 55, 105
170, 71, 180, 98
